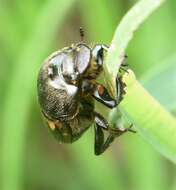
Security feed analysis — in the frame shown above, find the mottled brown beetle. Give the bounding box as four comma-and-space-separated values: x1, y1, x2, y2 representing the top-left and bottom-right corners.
37, 29, 134, 155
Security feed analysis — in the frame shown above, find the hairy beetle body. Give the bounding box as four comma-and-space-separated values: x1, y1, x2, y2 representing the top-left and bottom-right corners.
37, 43, 134, 155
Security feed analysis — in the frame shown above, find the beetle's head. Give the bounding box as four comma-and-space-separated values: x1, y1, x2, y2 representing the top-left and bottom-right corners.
92, 44, 108, 67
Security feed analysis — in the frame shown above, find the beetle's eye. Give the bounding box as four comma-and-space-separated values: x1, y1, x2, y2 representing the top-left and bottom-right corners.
92, 45, 107, 66
97, 48, 104, 64
48, 65, 58, 80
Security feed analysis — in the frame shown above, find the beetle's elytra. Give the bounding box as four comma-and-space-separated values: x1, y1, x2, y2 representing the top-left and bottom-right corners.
37, 30, 135, 155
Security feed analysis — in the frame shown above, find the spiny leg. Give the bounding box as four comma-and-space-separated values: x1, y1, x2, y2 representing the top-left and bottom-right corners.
116, 76, 126, 105
94, 112, 135, 155
92, 83, 116, 108
89, 45, 126, 108
81, 79, 117, 109
91, 77, 126, 108
91, 67, 127, 108
116, 54, 129, 104
119, 54, 129, 73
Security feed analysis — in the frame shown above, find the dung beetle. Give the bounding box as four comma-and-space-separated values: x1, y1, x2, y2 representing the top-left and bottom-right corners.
37, 29, 135, 155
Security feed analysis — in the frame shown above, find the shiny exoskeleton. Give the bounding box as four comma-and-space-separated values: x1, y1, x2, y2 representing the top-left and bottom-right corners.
37, 42, 134, 155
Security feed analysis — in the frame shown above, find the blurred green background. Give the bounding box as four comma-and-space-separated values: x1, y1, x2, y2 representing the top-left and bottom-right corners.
1, 0, 176, 190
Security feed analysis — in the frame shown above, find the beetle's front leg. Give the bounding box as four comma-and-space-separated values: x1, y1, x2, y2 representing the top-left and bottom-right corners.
92, 83, 117, 108
91, 55, 128, 108
94, 112, 135, 155
116, 76, 126, 105
81, 79, 117, 109
92, 76, 126, 108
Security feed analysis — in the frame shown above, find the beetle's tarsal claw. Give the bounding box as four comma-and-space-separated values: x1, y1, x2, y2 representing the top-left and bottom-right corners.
109, 123, 136, 137
126, 124, 136, 133
119, 65, 129, 74
128, 128, 137, 133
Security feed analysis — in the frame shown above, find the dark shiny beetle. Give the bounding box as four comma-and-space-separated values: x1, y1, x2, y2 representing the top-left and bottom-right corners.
37, 37, 134, 155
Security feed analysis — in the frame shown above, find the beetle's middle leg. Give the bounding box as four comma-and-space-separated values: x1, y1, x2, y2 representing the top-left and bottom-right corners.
94, 112, 135, 155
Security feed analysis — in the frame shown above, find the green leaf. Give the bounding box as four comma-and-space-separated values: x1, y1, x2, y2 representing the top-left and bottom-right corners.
104, 0, 176, 163
105, 0, 166, 94
120, 72, 176, 163
141, 53, 176, 112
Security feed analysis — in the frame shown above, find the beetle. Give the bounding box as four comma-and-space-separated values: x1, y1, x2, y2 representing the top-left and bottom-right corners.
37, 29, 135, 155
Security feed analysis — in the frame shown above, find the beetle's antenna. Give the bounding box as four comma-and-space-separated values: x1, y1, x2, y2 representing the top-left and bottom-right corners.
79, 27, 84, 42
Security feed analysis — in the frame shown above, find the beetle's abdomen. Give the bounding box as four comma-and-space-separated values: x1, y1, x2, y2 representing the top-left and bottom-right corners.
38, 84, 79, 121
47, 97, 95, 143
48, 108, 94, 143
48, 117, 93, 143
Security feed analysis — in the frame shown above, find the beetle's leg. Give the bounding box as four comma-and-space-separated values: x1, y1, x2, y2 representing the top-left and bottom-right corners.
91, 52, 127, 107
92, 83, 117, 109
116, 76, 126, 105
115, 54, 129, 104
94, 112, 135, 155
85, 45, 108, 79
119, 54, 129, 73
92, 77, 126, 108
